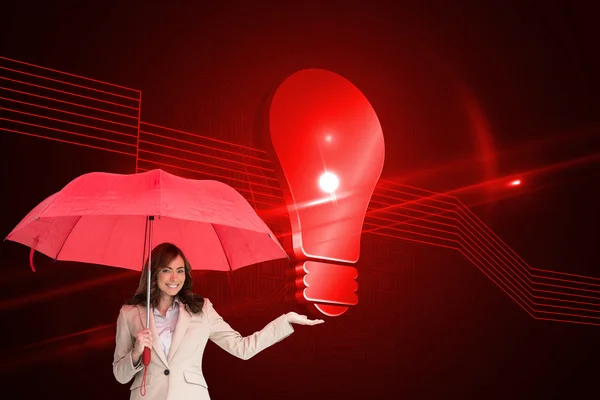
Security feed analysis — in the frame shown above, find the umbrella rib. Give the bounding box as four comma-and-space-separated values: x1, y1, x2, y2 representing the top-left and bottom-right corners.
210, 224, 232, 273
54, 215, 83, 261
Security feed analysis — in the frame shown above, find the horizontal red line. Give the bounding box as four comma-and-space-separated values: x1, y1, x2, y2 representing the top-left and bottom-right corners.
137, 152, 280, 192
373, 189, 455, 208
379, 179, 455, 199
368, 203, 600, 297
453, 199, 600, 287
458, 247, 538, 316
0, 86, 139, 120
0, 76, 139, 111
370, 192, 600, 288
0, 106, 137, 139
0, 55, 140, 93
141, 122, 269, 155
532, 315, 600, 327
454, 198, 600, 282
364, 229, 459, 251
141, 130, 271, 164
365, 214, 600, 305
0, 127, 136, 157
0, 65, 140, 102
0, 95, 138, 130
363, 221, 461, 245
139, 144, 278, 184
0, 116, 136, 148
139, 136, 276, 174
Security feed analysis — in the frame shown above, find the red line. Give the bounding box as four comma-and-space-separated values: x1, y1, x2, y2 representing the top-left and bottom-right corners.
456, 199, 600, 281
0, 76, 140, 111
139, 135, 277, 173
365, 209, 600, 308
367, 217, 538, 312
529, 307, 600, 321
364, 221, 461, 245
366, 220, 600, 311
453, 199, 600, 288
0, 86, 138, 119
141, 122, 269, 155
137, 151, 280, 192
141, 131, 272, 164
135, 91, 142, 173
364, 229, 460, 251
0, 127, 135, 157
369, 199, 600, 297
367, 201, 457, 229
0, 55, 140, 93
371, 187, 600, 286
0, 96, 138, 129
136, 163, 284, 204
0, 65, 140, 101
458, 247, 537, 316
139, 143, 279, 182
0, 117, 136, 148
532, 316, 600, 326
0, 106, 137, 139
374, 188, 455, 208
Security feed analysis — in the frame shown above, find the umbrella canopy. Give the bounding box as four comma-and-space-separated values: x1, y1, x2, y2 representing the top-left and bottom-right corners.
6, 169, 287, 271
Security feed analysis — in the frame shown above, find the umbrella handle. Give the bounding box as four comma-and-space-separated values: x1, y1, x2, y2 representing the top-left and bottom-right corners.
142, 347, 151, 366
140, 347, 151, 396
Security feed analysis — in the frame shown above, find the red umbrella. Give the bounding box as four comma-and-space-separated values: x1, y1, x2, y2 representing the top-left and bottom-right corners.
5, 168, 288, 373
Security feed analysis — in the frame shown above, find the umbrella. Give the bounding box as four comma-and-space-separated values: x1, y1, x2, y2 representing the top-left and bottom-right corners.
5, 168, 288, 374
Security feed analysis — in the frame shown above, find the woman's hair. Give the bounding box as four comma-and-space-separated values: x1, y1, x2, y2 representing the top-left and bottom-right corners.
126, 242, 204, 314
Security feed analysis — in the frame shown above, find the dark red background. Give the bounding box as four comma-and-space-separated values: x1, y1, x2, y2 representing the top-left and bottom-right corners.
1, 1, 598, 398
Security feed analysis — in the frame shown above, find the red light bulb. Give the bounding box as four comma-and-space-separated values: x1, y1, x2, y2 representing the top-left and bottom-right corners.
269, 68, 385, 316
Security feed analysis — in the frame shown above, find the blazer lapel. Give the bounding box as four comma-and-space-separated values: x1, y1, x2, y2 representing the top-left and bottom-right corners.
137, 305, 169, 367
168, 302, 191, 362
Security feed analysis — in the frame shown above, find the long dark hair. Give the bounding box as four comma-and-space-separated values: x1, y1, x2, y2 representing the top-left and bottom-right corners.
126, 242, 204, 314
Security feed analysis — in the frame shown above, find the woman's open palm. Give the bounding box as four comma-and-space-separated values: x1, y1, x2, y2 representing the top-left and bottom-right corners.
285, 311, 325, 326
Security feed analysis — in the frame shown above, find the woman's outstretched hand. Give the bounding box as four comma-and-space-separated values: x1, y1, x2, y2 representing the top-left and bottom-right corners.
285, 311, 325, 326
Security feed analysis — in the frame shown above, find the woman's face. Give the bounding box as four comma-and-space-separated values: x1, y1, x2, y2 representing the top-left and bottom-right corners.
157, 254, 186, 298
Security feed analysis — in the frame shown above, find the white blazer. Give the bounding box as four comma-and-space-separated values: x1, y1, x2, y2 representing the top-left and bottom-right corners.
112, 298, 294, 400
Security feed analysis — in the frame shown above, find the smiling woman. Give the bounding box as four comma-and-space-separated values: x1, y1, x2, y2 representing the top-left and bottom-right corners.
113, 242, 324, 400
125, 243, 204, 315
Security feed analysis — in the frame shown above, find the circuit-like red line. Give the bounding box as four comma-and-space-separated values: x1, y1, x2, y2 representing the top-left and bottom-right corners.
0, 86, 138, 119
0, 55, 140, 93
0, 65, 140, 101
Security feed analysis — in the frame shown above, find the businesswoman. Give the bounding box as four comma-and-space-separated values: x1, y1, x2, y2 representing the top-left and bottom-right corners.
113, 242, 324, 399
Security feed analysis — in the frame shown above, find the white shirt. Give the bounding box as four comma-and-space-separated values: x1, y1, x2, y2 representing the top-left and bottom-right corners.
153, 298, 180, 357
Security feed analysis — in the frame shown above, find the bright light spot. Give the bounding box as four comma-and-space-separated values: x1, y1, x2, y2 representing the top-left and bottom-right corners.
325, 134, 333, 142
319, 172, 339, 193
508, 179, 521, 187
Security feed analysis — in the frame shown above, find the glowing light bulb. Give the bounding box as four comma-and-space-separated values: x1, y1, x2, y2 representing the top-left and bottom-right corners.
268, 68, 385, 317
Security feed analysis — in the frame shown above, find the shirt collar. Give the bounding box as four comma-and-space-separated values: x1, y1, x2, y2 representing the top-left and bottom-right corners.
153, 297, 181, 315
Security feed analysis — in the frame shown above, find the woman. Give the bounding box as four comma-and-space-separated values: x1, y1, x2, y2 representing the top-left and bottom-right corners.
113, 242, 324, 399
